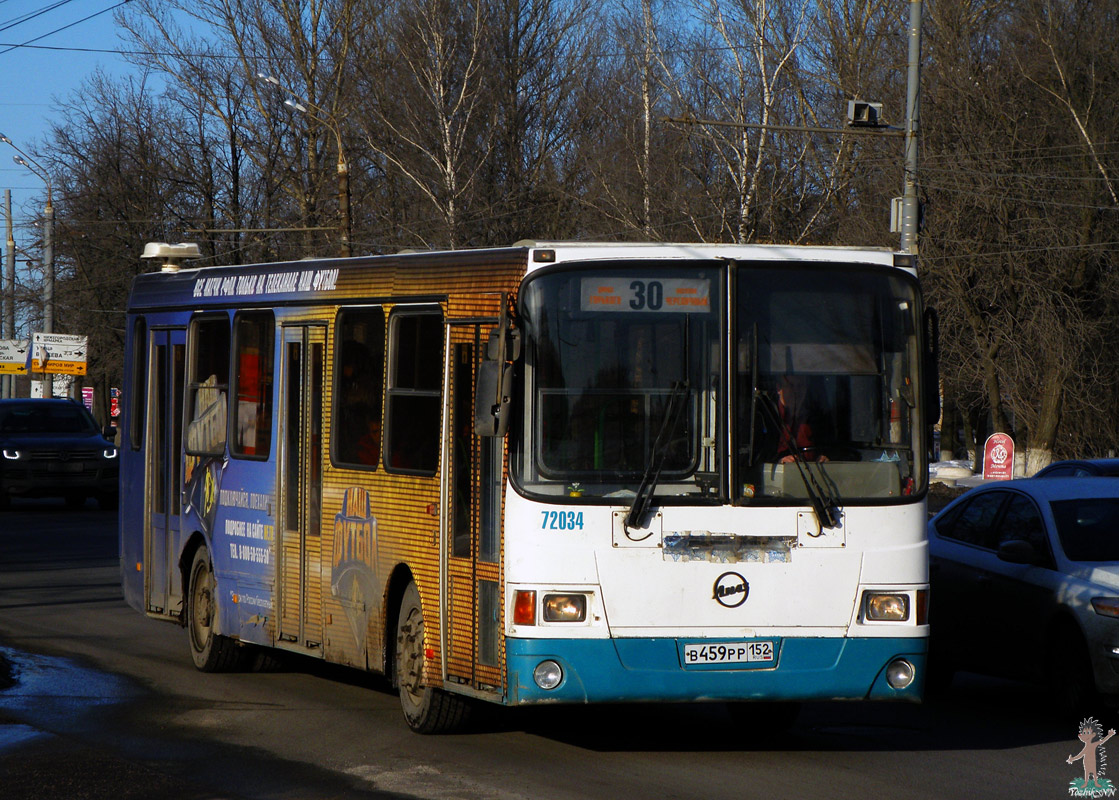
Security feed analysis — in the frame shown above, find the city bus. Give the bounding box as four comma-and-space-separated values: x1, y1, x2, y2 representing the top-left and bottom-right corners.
120, 241, 937, 733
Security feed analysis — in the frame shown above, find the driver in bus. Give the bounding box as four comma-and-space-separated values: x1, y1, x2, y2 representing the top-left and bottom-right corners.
774, 374, 828, 463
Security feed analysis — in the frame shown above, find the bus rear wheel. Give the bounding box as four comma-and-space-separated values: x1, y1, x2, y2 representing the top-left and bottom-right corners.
188, 545, 243, 672
395, 582, 471, 734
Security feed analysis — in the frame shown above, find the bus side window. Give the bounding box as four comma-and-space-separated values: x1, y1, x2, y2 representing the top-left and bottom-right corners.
185, 316, 230, 456
231, 312, 275, 458
334, 307, 386, 468
386, 309, 442, 474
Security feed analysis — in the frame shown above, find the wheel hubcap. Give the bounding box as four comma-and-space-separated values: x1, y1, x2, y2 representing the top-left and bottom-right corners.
192, 564, 213, 647
398, 606, 424, 704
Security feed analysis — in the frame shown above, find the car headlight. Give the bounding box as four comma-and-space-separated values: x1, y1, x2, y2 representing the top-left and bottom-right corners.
1091, 598, 1119, 618
2, 448, 21, 460
864, 592, 910, 622
102, 448, 118, 460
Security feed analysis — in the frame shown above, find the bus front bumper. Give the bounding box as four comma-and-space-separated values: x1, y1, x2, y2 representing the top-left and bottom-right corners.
505, 636, 926, 705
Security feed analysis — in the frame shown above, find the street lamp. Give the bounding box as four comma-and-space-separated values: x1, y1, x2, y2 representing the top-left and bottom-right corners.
257, 74, 352, 258
0, 133, 54, 397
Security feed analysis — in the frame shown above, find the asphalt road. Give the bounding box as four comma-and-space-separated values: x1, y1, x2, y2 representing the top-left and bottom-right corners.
0, 497, 1100, 799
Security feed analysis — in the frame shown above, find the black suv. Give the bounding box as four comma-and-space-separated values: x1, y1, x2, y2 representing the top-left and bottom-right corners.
0, 398, 119, 509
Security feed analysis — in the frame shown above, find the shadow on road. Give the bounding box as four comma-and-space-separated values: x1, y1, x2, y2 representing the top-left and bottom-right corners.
494, 672, 1071, 754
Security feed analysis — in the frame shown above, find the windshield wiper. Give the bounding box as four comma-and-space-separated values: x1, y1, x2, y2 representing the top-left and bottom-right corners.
755, 392, 842, 531
625, 380, 689, 532
744, 322, 760, 467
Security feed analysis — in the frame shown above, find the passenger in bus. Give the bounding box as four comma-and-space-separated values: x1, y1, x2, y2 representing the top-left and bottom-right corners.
356, 416, 382, 466
339, 340, 371, 404
774, 374, 828, 463
338, 402, 381, 466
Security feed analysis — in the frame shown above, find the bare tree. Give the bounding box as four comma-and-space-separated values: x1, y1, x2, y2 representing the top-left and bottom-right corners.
43, 71, 184, 419
472, 0, 598, 244
120, 0, 373, 259
666, 0, 813, 243
922, 0, 1119, 469
352, 0, 493, 249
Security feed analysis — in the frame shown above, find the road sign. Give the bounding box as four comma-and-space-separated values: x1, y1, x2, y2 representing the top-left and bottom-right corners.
0, 339, 29, 375
982, 433, 1015, 480
31, 333, 88, 376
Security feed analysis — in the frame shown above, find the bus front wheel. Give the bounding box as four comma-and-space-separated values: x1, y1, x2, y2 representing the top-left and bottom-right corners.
395, 581, 471, 734
188, 545, 243, 672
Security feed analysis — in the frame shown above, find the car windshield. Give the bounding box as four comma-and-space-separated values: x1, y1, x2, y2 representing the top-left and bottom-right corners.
1051, 498, 1119, 561
0, 404, 99, 435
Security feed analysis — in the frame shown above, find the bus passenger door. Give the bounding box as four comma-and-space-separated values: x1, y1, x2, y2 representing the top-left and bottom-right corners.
444, 323, 504, 697
277, 324, 326, 650
145, 328, 185, 619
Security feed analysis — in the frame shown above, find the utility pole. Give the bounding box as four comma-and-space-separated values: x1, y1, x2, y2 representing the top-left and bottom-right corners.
3, 190, 11, 399
1, 134, 56, 397
899, 0, 923, 255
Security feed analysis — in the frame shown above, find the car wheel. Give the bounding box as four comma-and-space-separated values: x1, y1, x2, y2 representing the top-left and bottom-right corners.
1047, 624, 1097, 715
187, 545, 244, 672
395, 581, 471, 734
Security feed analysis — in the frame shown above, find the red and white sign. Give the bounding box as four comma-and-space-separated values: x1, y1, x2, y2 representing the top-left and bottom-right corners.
982, 433, 1015, 480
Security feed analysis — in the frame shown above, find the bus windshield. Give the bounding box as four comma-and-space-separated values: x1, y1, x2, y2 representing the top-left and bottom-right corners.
512, 259, 924, 505
514, 262, 722, 501
736, 264, 924, 504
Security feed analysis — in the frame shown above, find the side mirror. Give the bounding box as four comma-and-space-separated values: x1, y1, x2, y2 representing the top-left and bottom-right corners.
475, 297, 519, 438
474, 359, 513, 437
486, 327, 521, 362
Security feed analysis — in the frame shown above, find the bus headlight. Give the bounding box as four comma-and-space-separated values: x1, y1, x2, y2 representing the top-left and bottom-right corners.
864, 592, 910, 622
542, 593, 587, 622
533, 660, 563, 690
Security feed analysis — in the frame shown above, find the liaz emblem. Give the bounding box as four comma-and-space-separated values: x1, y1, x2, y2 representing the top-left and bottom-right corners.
713, 572, 749, 608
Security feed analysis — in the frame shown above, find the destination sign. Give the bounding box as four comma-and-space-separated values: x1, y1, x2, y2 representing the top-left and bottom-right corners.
580, 277, 711, 313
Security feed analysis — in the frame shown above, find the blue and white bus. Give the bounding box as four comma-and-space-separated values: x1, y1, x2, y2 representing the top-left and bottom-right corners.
120, 241, 936, 732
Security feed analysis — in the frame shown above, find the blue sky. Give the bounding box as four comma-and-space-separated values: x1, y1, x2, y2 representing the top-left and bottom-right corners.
0, 1, 132, 221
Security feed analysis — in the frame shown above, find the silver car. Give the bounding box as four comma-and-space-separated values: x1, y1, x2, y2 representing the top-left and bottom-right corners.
928, 477, 1119, 711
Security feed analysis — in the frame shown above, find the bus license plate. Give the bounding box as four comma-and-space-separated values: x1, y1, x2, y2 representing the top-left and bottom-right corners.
683, 640, 776, 668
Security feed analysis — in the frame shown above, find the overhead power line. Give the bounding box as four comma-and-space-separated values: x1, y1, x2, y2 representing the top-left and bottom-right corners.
0, 1, 132, 57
